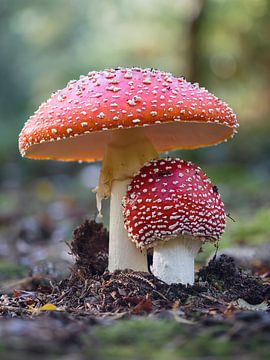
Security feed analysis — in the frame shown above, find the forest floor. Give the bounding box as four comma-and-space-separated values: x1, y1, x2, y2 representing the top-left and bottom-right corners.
1, 220, 270, 360
0, 153, 270, 359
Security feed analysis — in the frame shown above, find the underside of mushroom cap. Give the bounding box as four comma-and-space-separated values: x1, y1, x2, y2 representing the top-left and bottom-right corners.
123, 158, 226, 249
19, 67, 238, 162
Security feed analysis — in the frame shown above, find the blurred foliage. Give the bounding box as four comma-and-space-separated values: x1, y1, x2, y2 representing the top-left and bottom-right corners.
0, 260, 28, 281
0, 0, 270, 158
222, 208, 270, 245
0, 0, 269, 258
199, 207, 270, 261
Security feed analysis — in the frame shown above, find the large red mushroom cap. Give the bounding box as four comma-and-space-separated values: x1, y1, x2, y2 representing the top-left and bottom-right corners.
123, 158, 225, 249
19, 67, 237, 161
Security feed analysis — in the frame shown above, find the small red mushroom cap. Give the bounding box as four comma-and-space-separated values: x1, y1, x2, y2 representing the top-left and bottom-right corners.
123, 158, 226, 249
19, 67, 238, 162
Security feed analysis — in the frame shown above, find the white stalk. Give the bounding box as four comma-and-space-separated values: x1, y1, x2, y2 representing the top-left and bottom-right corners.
151, 236, 202, 285
109, 179, 147, 271
95, 128, 159, 272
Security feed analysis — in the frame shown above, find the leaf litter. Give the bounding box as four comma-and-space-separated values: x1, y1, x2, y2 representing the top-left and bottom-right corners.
1, 219, 270, 358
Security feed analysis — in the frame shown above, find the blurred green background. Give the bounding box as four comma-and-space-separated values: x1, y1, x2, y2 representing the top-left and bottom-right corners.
0, 0, 269, 271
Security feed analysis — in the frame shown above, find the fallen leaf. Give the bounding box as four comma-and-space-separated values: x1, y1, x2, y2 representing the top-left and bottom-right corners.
40, 303, 58, 311
233, 299, 269, 311
132, 298, 152, 314
27, 305, 37, 313
27, 303, 64, 314
224, 302, 238, 316
173, 313, 194, 324
12, 289, 22, 298
172, 300, 180, 311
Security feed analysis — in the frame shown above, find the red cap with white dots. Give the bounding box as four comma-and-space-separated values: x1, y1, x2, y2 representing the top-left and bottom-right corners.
123, 157, 225, 249
19, 67, 237, 161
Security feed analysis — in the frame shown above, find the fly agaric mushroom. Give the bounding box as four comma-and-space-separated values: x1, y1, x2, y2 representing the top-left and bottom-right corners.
18, 67, 237, 273
123, 158, 225, 285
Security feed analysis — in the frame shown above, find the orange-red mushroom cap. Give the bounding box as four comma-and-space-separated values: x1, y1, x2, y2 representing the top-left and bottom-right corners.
19, 67, 238, 162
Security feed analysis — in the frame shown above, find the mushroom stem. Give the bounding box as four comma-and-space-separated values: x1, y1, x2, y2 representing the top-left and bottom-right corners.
109, 178, 148, 271
151, 236, 202, 285
96, 128, 159, 272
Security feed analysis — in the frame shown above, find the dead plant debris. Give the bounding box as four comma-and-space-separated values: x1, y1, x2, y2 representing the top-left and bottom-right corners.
0, 220, 269, 321
1, 220, 270, 358
70, 219, 109, 278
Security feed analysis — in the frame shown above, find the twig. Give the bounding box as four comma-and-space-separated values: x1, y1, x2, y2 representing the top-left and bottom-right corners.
122, 273, 156, 289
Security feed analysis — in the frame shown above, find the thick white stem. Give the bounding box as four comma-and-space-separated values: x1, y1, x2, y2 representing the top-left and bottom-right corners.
152, 236, 202, 285
109, 179, 148, 271
96, 128, 158, 272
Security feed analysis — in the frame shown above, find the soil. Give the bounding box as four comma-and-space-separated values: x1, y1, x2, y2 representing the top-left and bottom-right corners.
1, 219, 270, 359
1, 219, 269, 316
70, 219, 109, 277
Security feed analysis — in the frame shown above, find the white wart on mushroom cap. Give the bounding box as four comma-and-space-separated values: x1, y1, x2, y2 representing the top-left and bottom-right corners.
123, 158, 226, 249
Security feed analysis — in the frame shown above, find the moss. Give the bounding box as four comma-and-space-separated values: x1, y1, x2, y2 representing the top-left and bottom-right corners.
86, 320, 234, 359
181, 328, 234, 357
86, 319, 270, 359
87, 319, 184, 360
0, 260, 28, 281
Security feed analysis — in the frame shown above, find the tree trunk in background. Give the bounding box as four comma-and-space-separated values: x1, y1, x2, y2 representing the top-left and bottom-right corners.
188, 0, 206, 83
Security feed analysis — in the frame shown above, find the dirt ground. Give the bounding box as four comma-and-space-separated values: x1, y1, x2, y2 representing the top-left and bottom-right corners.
1, 220, 270, 359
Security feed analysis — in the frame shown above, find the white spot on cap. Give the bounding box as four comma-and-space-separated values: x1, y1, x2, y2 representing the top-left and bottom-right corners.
143, 78, 151, 84
97, 112, 105, 119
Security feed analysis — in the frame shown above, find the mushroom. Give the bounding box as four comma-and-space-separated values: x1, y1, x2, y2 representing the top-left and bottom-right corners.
18, 67, 237, 273
123, 158, 226, 285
